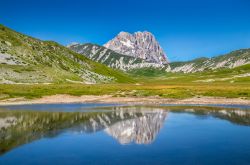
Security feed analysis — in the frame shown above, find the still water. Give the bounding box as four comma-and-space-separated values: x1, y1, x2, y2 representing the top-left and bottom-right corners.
0, 104, 250, 165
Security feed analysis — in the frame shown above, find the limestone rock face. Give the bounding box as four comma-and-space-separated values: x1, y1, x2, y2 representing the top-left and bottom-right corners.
104, 31, 168, 64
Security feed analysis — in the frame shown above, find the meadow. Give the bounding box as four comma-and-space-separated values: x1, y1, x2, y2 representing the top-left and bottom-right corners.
1, 64, 249, 100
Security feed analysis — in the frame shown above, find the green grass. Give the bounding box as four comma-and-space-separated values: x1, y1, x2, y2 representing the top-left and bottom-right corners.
0, 64, 249, 100
0, 82, 249, 100
0, 24, 134, 84
128, 67, 167, 77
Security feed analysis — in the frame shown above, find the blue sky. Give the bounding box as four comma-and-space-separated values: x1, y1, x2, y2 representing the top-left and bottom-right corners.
1, 0, 250, 61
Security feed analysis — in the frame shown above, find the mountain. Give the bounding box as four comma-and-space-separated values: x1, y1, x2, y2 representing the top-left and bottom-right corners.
0, 25, 133, 84
104, 31, 168, 64
68, 43, 166, 71
169, 49, 250, 73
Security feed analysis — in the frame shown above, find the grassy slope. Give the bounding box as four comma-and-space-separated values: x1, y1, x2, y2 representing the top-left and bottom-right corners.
128, 67, 167, 77
170, 49, 250, 72
1, 64, 249, 100
0, 24, 133, 83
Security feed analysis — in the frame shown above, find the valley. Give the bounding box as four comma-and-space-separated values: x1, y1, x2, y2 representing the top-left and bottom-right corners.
0, 24, 249, 105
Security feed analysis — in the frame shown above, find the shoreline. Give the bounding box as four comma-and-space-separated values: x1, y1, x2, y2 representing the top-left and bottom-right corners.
0, 94, 249, 106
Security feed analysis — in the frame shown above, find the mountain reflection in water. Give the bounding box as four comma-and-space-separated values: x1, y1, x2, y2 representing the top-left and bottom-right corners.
0, 105, 250, 155
105, 109, 167, 144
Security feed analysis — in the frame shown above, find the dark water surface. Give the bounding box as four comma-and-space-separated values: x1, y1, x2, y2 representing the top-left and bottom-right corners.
0, 104, 250, 165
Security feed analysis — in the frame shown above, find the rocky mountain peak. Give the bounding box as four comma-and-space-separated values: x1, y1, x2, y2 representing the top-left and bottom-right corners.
104, 31, 168, 64
117, 31, 132, 37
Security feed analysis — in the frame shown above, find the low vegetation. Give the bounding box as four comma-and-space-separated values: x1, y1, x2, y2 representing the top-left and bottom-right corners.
0, 24, 133, 84
1, 65, 249, 100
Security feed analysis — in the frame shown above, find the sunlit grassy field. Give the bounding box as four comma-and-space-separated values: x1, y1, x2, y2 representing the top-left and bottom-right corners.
0, 83, 249, 100
0, 64, 249, 100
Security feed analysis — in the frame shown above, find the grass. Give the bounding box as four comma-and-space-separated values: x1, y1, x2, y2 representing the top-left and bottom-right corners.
0, 24, 134, 84
0, 82, 249, 100
0, 64, 249, 100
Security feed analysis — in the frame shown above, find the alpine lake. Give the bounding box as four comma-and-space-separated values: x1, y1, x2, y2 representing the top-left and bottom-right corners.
0, 103, 250, 165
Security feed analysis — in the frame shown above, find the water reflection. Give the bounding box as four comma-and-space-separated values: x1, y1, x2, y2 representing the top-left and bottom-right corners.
105, 109, 167, 144
0, 105, 250, 155
0, 107, 167, 154
176, 107, 250, 125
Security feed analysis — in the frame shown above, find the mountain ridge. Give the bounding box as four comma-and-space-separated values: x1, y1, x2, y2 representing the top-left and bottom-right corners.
68, 43, 167, 71
68, 41, 250, 73
169, 48, 250, 73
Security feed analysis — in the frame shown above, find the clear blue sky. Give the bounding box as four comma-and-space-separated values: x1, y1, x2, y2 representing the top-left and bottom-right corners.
1, 0, 250, 61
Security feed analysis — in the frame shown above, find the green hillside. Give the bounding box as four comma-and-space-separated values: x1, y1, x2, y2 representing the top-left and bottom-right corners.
170, 49, 250, 73
0, 25, 133, 84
